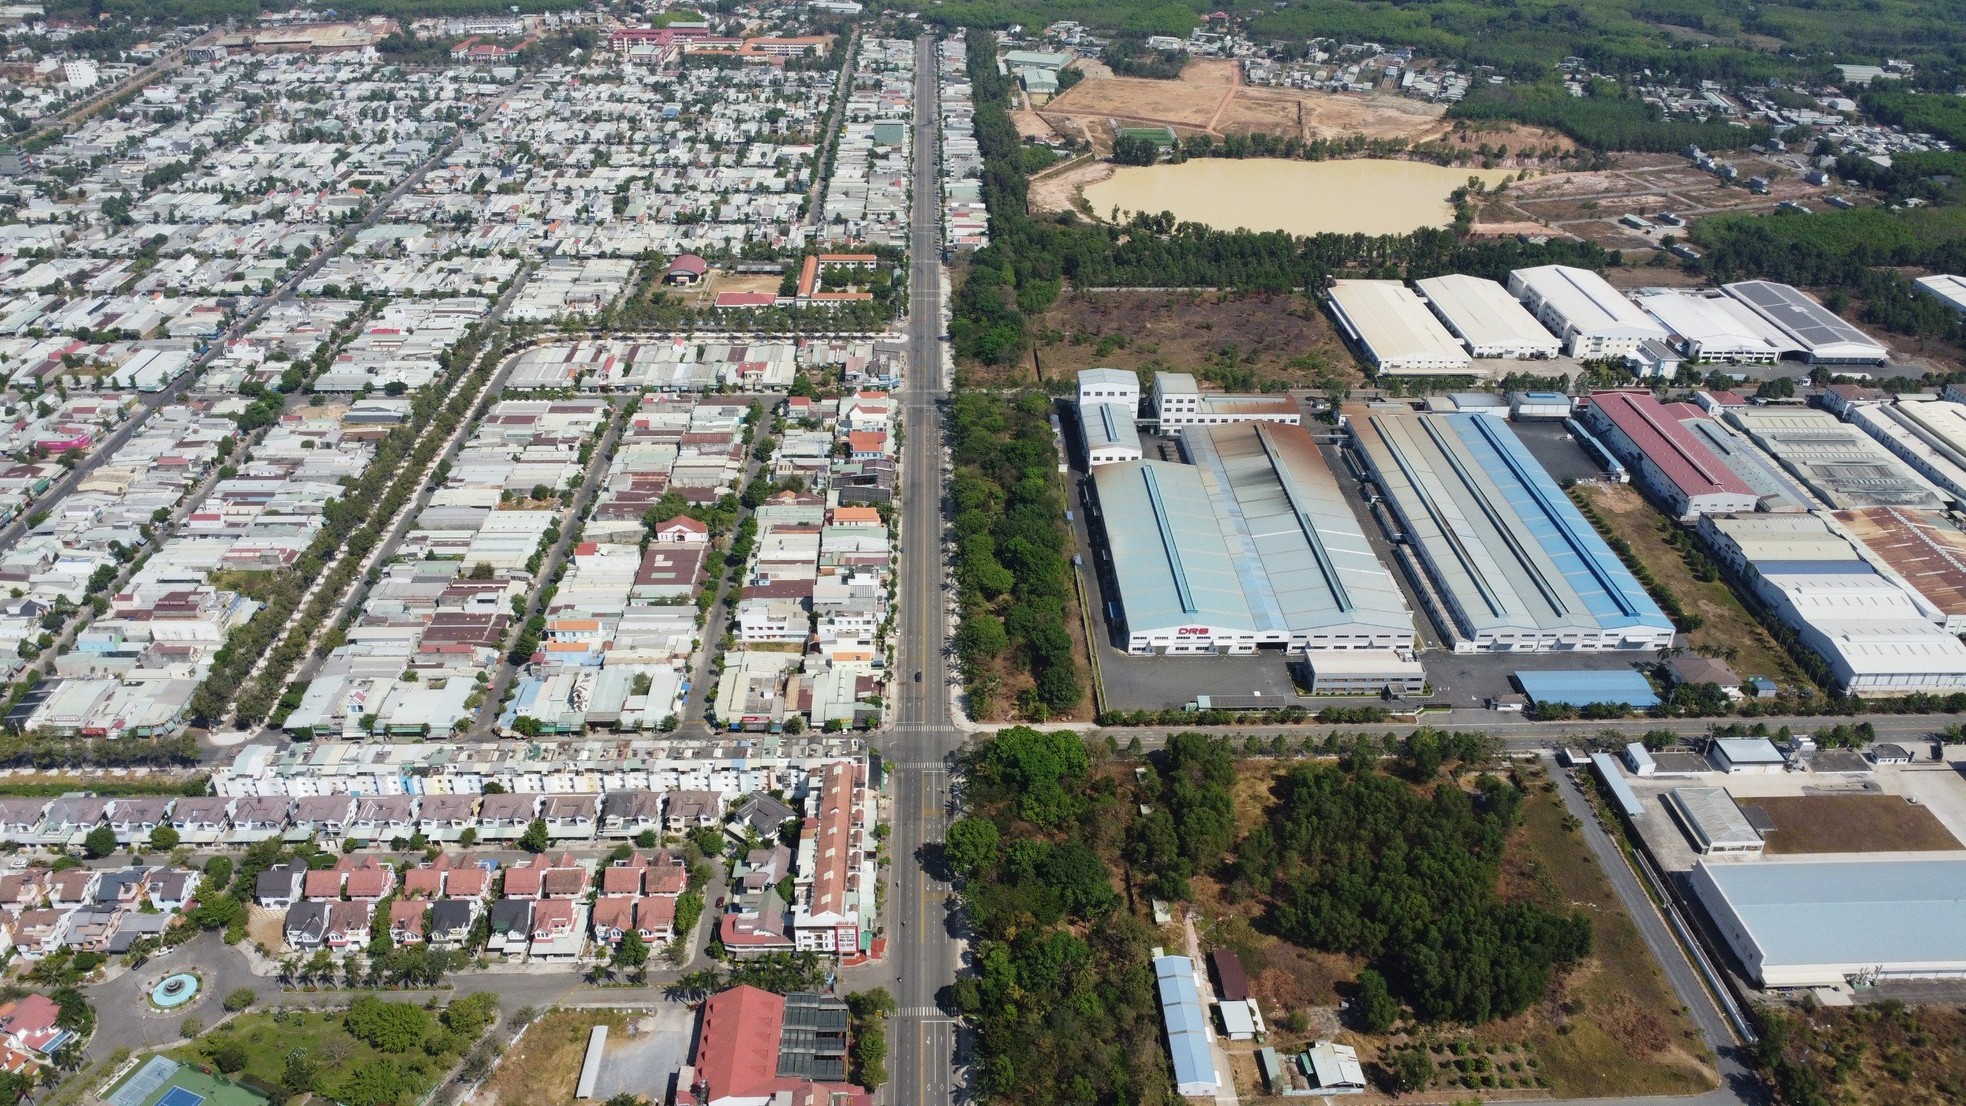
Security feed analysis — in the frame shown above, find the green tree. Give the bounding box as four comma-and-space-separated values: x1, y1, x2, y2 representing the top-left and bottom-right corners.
1356, 968, 1400, 1034
943, 816, 1000, 879
518, 818, 550, 853
149, 824, 180, 852
343, 996, 433, 1053
614, 930, 650, 973
83, 825, 117, 858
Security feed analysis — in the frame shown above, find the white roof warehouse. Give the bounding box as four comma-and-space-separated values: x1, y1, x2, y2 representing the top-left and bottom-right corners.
1325, 279, 1472, 374
1691, 857, 1966, 988
1085, 422, 1414, 656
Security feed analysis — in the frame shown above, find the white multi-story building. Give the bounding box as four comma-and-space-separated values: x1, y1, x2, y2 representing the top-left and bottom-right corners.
1508, 265, 1668, 358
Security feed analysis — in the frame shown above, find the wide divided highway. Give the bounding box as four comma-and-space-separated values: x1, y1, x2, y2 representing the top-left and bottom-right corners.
886, 31, 964, 1106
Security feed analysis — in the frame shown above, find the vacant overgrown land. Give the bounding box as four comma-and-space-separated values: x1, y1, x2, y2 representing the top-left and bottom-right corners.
471, 1010, 623, 1106
1576, 484, 1804, 687
1124, 741, 1713, 1099
1756, 1003, 1966, 1106
965, 289, 1360, 392
1506, 774, 1716, 1096
1746, 795, 1962, 855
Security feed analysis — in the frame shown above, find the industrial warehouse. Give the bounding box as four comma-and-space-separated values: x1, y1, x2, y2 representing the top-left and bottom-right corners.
1084, 420, 1419, 681
1722, 280, 1891, 364
1507, 264, 1669, 357
1343, 407, 1676, 653
1583, 391, 1761, 519
1413, 274, 1562, 359
1690, 857, 1966, 989
1324, 279, 1474, 374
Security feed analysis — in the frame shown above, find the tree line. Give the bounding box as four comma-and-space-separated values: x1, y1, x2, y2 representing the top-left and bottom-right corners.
950, 393, 1082, 719
1450, 80, 1771, 153
943, 726, 1171, 1106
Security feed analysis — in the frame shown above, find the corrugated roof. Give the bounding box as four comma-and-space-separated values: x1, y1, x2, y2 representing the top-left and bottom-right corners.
1153, 956, 1218, 1093
1415, 274, 1559, 351
1590, 391, 1755, 499
1669, 786, 1763, 849
1515, 669, 1660, 707
1723, 281, 1888, 360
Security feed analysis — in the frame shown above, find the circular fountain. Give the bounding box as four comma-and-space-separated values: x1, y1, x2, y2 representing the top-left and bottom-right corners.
149, 972, 201, 1009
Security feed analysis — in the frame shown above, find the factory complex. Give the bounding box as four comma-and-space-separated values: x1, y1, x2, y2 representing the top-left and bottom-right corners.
1069, 334, 1966, 698
1309, 263, 1897, 376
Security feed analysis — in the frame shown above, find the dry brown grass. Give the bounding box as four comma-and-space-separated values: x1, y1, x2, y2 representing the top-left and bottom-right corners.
959, 289, 1359, 392
1747, 794, 1963, 854
473, 1009, 625, 1106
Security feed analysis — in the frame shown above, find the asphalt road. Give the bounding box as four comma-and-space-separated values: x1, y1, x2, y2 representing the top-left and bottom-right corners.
887, 32, 963, 1106
1547, 757, 1769, 1106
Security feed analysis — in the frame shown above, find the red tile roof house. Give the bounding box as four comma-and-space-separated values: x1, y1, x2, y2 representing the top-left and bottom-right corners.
302, 866, 346, 901
688, 986, 872, 1106
654, 515, 709, 544
591, 896, 640, 947
389, 900, 428, 945
0, 994, 71, 1061
600, 857, 648, 897
635, 896, 679, 946
402, 854, 455, 898
444, 866, 492, 901
528, 899, 584, 962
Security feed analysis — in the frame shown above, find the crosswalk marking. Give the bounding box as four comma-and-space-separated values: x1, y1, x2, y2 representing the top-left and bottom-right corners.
899, 1006, 942, 1017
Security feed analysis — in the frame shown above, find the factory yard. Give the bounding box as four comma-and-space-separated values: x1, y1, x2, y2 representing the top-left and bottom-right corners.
1745, 794, 1962, 854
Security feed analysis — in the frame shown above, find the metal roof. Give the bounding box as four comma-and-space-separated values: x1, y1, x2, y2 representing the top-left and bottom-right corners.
1081, 400, 1140, 453
1634, 291, 1797, 359
1184, 424, 1415, 640
1512, 265, 1666, 335
1697, 857, 1966, 974
1722, 281, 1889, 361
1588, 754, 1645, 818
1326, 279, 1471, 371
1669, 786, 1764, 849
1723, 408, 1943, 509
1350, 409, 1671, 641
1678, 417, 1816, 511
1093, 460, 1258, 634
1515, 669, 1660, 707
1590, 391, 1756, 499
1414, 274, 1559, 352
1154, 956, 1219, 1093
1830, 507, 1966, 619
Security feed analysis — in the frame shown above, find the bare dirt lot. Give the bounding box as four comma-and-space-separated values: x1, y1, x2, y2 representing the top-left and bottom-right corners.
1745, 794, 1963, 854
1494, 153, 1838, 251
1037, 58, 1448, 153
1028, 156, 1112, 216
961, 289, 1364, 391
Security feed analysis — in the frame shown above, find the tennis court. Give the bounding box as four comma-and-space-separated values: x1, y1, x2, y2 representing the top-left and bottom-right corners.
105, 1056, 270, 1106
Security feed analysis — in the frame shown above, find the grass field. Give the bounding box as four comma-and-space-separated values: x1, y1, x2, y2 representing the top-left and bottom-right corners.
1578, 483, 1806, 689
1746, 795, 1962, 854
171, 1010, 390, 1095
471, 1009, 624, 1106
1503, 768, 1717, 1098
